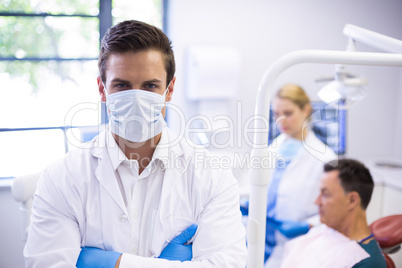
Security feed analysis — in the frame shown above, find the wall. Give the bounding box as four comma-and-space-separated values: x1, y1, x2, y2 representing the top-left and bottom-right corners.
395, 70, 402, 158
167, 0, 402, 163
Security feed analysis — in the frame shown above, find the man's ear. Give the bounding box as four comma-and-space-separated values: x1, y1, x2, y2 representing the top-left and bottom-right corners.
166, 76, 176, 102
347, 191, 360, 210
97, 76, 106, 103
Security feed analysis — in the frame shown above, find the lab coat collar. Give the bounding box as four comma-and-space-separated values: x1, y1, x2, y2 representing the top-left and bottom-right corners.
93, 127, 184, 170
152, 127, 184, 170
301, 131, 335, 162
105, 130, 127, 171
91, 126, 184, 156
90, 130, 107, 159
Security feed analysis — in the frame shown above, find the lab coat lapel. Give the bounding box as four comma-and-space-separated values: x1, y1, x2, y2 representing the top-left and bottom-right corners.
152, 165, 184, 252
159, 130, 185, 220
92, 132, 127, 216
159, 167, 182, 219
158, 138, 187, 239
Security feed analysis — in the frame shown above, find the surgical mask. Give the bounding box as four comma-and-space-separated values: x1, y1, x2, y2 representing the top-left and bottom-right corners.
104, 84, 169, 142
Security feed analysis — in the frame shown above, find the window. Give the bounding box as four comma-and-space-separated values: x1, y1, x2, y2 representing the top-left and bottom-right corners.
0, 0, 165, 178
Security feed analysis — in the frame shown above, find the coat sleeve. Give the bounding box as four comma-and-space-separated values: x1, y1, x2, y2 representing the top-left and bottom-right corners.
24, 167, 82, 268
118, 169, 248, 268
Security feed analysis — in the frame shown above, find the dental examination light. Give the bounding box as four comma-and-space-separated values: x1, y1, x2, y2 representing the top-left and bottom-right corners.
316, 64, 368, 109
317, 24, 402, 109
248, 24, 402, 268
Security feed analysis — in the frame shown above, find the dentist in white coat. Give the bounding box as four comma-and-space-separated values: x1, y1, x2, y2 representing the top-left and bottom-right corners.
263, 84, 336, 268
24, 20, 247, 268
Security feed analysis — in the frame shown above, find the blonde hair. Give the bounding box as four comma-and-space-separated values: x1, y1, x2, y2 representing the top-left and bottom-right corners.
275, 84, 311, 109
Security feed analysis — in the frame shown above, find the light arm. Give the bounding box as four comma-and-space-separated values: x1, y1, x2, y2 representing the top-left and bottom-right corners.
343, 24, 402, 53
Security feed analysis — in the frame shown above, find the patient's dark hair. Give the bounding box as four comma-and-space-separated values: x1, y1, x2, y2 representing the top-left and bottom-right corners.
98, 20, 175, 86
324, 159, 374, 209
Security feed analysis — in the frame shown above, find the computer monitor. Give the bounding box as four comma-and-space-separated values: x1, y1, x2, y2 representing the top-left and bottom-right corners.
268, 101, 346, 155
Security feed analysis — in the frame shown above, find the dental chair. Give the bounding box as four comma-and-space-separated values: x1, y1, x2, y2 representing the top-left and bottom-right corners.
11, 172, 42, 241
370, 214, 402, 268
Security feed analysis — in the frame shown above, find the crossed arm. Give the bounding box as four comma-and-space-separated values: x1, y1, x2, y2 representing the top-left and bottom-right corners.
25, 167, 247, 267
76, 224, 198, 267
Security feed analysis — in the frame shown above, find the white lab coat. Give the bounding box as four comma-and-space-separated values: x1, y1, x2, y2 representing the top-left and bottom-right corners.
24, 129, 247, 268
265, 131, 336, 268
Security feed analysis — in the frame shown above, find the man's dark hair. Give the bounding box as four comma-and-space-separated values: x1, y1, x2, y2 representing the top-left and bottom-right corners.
98, 20, 175, 86
324, 159, 374, 209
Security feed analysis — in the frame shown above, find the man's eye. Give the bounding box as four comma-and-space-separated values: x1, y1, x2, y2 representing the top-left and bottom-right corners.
145, 84, 157, 89
116, 83, 128, 88
321, 191, 329, 197
143, 84, 159, 91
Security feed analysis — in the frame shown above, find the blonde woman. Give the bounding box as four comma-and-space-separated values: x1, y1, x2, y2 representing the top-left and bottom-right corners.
264, 84, 337, 267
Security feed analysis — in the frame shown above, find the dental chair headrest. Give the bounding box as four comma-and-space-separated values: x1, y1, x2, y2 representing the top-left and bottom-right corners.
11, 173, 41, 203
370, 214, 402, 249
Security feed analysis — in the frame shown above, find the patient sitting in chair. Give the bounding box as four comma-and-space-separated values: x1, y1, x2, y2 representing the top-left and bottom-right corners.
281, 159, 386, 268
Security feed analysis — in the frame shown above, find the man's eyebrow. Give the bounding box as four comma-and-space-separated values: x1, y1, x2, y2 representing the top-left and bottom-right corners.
143, 79, 163, 84
110, 78, 131, 84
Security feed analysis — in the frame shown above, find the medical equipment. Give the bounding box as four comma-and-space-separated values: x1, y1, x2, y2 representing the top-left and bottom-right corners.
317, 24, 402, 109
247, 24, 402, 268
370, 214, 402, 268
11, 172, 41, 241
316, 65, 368, 109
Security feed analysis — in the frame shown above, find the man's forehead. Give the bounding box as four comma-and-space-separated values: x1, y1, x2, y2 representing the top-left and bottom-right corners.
105, 50, 167, 81
321, 170, 341, 188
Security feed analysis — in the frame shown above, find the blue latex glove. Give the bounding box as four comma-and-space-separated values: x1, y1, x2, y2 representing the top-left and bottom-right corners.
158, 224, 198, 262
267, 218, 310, 238
76, 247, 121, 268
